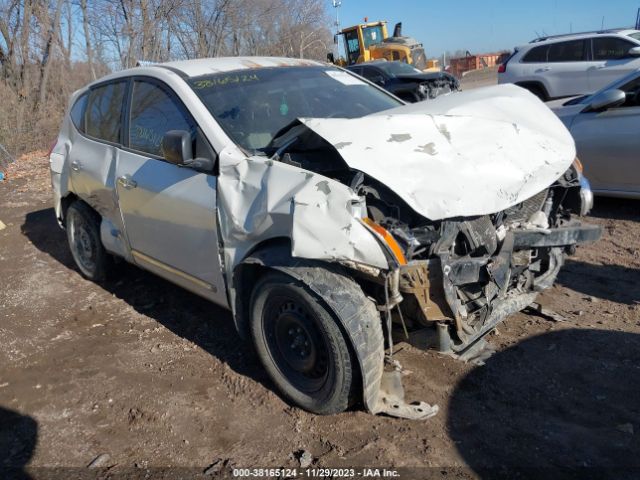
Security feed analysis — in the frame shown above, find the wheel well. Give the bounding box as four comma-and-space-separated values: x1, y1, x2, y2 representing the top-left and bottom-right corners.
514, 81, 549, 100
60, 192, 80, 223
232, 237, 292, 340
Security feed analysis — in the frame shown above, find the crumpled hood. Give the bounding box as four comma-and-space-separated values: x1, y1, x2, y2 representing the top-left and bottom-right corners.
300, 84, 576, 220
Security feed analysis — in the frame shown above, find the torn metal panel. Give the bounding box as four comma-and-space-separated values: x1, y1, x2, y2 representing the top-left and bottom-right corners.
216, 146, 389, 279
300, 84, 576, 221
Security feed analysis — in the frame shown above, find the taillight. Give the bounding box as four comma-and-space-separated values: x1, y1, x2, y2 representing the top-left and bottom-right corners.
498, 64, 506, 73
47, 139, 57, 158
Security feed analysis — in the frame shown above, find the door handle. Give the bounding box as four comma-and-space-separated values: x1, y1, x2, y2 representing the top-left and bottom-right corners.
70, 160, 81, 171
117, 175, 137, 189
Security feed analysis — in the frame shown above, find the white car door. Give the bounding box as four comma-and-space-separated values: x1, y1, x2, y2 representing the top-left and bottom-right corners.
544, 39, 591, 97
115, 77, 228, 306
569, 78, 640, 195
588, 37, 640, 92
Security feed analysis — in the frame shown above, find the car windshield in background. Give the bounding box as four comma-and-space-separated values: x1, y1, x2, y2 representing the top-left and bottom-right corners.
188, 66, 401, 152
376, 62, 423, 76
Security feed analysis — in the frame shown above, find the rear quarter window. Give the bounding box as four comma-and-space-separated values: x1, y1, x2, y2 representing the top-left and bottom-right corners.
522, 45, 548, 63
70, 93, 88, 132
86, 81, 127, 144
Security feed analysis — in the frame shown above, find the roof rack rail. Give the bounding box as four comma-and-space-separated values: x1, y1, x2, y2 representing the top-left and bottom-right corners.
530, 27, 631, 43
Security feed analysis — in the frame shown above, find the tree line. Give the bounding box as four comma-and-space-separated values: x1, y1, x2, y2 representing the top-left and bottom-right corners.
0, 0, 331, 161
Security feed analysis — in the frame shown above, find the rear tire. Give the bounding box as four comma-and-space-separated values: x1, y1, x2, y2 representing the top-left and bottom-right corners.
250, 271, 357, 414
66, 201, 111, 282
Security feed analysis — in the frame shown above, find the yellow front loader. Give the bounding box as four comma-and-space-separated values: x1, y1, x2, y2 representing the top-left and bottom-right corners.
331, 21, 439, 72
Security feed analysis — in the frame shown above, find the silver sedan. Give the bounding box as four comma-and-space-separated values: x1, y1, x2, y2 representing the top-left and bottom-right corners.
548, 69, 640, 198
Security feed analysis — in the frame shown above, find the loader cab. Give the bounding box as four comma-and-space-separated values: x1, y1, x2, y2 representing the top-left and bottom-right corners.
339, 21, 389, 65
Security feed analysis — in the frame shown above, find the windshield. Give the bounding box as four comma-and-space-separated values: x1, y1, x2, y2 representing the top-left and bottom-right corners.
628, 32, 640, 41
376, 61, 423, 76
188, 66, 401, 152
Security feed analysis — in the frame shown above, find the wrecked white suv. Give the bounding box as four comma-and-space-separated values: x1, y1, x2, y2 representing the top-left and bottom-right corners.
50, 57, 601, 419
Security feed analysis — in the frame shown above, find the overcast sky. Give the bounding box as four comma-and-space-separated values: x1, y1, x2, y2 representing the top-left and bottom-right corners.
334, 0, 640, 57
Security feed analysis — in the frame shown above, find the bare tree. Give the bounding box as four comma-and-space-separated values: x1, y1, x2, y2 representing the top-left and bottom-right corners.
0, 0, 331, 158
35, 0, 64, 111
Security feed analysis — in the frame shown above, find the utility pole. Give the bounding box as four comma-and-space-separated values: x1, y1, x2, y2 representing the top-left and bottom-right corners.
332, 0, 342, 34
332, 0, 342, 59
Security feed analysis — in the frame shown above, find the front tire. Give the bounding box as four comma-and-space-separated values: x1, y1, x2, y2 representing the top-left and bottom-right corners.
250, 271, 357, 414
66, 201, 111, 282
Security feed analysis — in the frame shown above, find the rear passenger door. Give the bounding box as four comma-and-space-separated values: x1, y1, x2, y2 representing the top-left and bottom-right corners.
544, 39, 591, 97
67, 80, 126, 225
115, 77, 228, 306
588, 37, 640, 91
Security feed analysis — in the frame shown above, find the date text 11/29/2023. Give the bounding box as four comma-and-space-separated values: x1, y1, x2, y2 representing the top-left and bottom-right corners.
232, 468, 401, 478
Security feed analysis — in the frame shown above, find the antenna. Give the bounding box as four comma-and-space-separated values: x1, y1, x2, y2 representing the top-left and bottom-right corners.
636, 7, 640, 29
601, 16, 605, 30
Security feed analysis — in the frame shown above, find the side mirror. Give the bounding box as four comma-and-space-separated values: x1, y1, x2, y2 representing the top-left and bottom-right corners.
162, 130, 192, 165
161, 130, 215, 172
628, 46, 640, 57
587, 88, 626, 111
327, 52, 335, 64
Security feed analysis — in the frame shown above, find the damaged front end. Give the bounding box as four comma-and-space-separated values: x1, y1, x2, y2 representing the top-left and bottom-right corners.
216, 82, 601, 419
361, 162, 600, 356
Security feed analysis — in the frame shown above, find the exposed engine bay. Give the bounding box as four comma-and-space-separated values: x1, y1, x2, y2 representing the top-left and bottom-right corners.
266, 122, 601, 353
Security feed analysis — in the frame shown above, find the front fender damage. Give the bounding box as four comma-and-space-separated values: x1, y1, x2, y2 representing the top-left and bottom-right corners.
216, 146, 436, 419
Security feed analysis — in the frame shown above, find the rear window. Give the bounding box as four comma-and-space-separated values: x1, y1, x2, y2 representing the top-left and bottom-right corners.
628, 32, 640, 41
86, 82, 126, 144
593, 37, 635, 60
522, 45, 548, 63
70, 93, 88, 132
547, 40, 587, 62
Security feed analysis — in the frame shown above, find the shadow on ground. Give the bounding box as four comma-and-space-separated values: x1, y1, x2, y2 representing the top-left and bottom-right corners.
448, 329, 640, 479
558, 260, 640, 305
0, 406, 37, 479
590, 197, 640, 222
555, 197, 640, 305
21, 208, 274, 397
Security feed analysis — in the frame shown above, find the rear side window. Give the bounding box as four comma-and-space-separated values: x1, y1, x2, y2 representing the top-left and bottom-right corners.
593, 37, 635, 60
70, 93, 88, 132
86, 82, 126, 143
547, 40, 587, 62
522, 45, 548, 63
129, 80, 195, 157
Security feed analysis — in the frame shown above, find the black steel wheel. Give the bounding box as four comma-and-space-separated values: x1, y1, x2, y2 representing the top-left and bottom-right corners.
66, 201, 110, 282
250, 271, 357, 414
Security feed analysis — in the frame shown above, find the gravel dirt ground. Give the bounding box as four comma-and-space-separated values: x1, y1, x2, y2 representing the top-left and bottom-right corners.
1, 145, 639, 479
